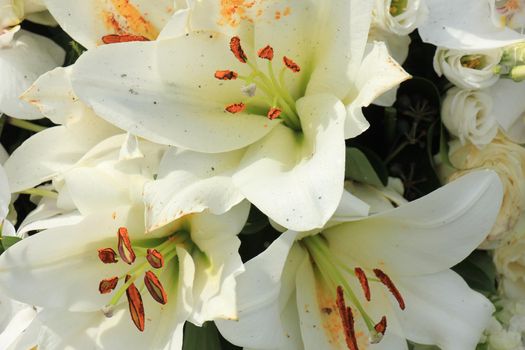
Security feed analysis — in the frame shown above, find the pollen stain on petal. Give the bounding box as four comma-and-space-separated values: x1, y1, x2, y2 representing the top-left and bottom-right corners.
219, 0, 256, 27
101, 0, 159, 44
315, 276, 345, 347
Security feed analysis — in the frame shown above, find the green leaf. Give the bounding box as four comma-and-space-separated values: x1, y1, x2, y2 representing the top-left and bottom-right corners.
345, 147, 387, 187
452, 250, 496, 294
1, 236, 21, 251
476, 343, 489, 350
439, 123, 453, 168
183, 322, 222, 350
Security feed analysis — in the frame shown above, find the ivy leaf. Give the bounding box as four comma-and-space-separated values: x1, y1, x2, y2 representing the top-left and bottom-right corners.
345, 147, 387, 187
183, 322, 222, 350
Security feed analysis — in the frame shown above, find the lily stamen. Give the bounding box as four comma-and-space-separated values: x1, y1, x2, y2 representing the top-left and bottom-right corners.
354, 267, 371, 301
225, 103, 246, 114
125, 275, 145, 332
217, 36, 302, 130
373, 269, 406, 310
97, 228, 190, 331
302, 234, 407, 347
215, 70, 239, 80
98, 248, 118, 264
336, 286, 359, 350
230, 36, 248, 63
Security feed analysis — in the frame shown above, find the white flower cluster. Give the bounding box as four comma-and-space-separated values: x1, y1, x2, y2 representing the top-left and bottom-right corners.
0, 1, 513, 350
421, 0, 525, 347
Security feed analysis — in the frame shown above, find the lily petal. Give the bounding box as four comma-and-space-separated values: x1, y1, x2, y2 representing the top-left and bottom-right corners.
42, 0, 178, 48
0, 206, 143, 311
0, 30, 64, 120
216, 230, 302, 349
4, 115, 119, 192
325, 170, 503, 275
344, 42, 410, 139
233, 93, 346, 231
187, 201, 249, 325
144, 147, 245, 231
396, 270, 494, 350
71, 38, 278, 152
21, 66, 95, 125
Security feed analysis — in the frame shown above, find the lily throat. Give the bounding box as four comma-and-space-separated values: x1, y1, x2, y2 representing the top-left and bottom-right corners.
215, 36, 303, 131
301, 234, 406, 350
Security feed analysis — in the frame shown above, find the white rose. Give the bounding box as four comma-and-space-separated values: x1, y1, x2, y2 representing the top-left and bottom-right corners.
442, 87, 498, 148
373, 0, 428, 35
434, 48, 503, 89
448, 135, 525, 245
494, 214, 525, 299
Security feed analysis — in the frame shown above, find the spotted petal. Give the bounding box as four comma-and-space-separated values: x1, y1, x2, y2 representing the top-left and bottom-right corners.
71, 38, 278, 153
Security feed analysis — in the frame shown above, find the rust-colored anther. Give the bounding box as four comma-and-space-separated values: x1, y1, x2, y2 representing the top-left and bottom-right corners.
257, 45, 274, 60
102, 34, 149, 44
335, 286, 359, 350
283, 56, 301, 72
99, 277, 119, 294
125, 275, 145, 332
98, 248, 118, 264
214, 70, 239, 80
117, 227, 136, 265
267, 107, 282, 120
230, 36, 248, 63
225, 102, 246, 114
144, 271, 168, 305
146, 249, 164, 269
373, 269, 405, 310
355, 267, 371, 301
374, 316, 387, 336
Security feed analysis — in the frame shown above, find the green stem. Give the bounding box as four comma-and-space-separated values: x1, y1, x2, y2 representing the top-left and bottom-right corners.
6, 118, 46, 133
385, 140, 410, 164
17, 188, 58, 199
304, 236, 376, 332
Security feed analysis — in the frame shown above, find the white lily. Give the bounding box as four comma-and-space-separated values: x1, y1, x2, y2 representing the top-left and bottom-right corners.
216, 171, 503, 350
0, 29, 64, 120
41, 0, 187, 49
0, 163, 38, 349
5, 66, 120, 194
70, 0, 409, 231
0, 197, 249, 349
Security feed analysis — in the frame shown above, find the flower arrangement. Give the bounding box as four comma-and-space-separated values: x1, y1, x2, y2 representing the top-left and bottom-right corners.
0, 1, 523, 349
